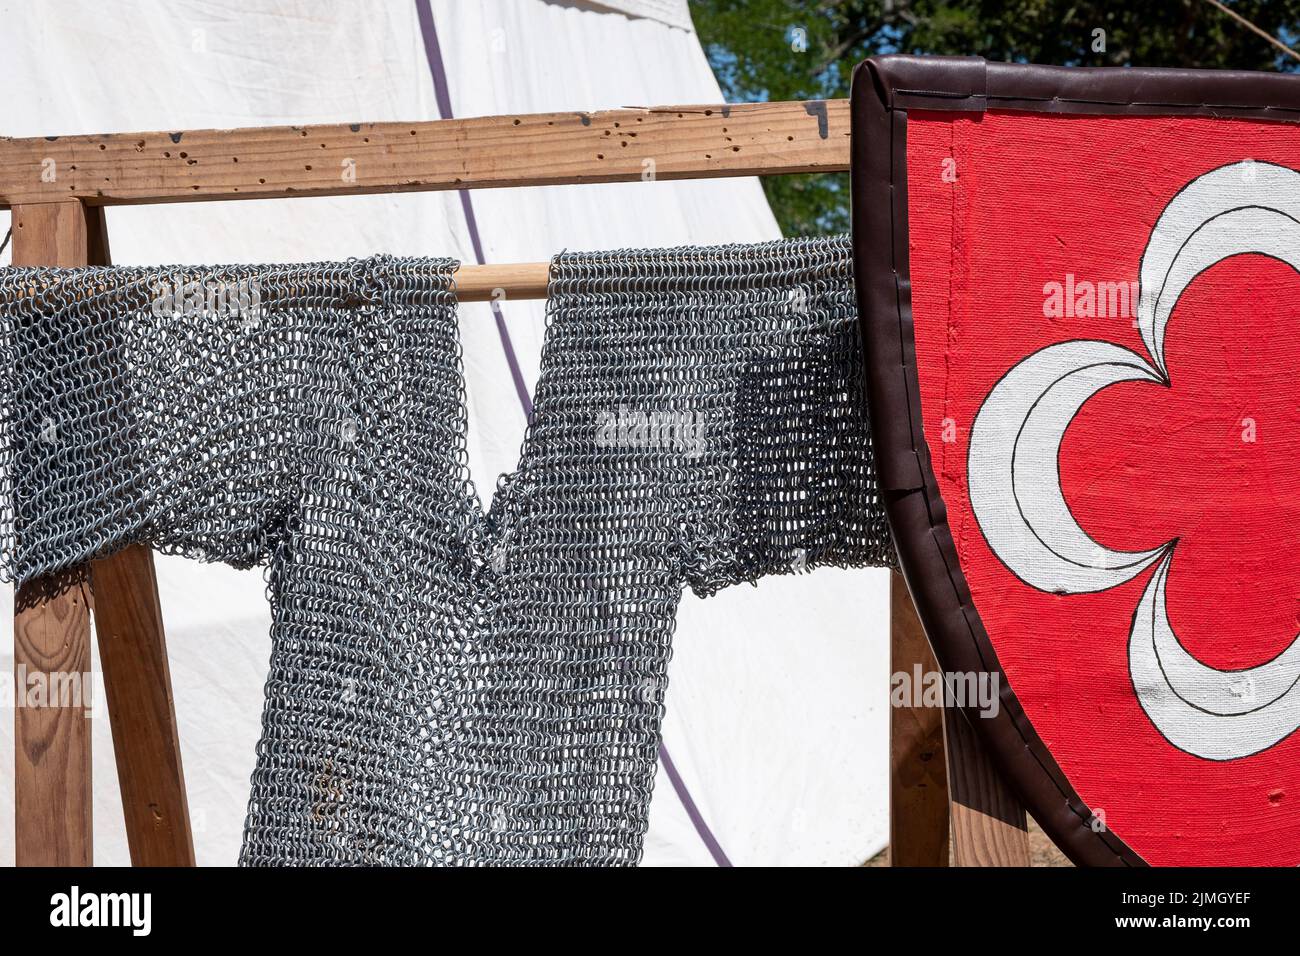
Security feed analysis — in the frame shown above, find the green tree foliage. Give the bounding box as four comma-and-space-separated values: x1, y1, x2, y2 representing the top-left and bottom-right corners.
692, 1, 1300, 235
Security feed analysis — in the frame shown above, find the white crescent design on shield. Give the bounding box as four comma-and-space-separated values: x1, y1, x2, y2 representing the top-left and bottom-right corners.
967, 160, 1300, 761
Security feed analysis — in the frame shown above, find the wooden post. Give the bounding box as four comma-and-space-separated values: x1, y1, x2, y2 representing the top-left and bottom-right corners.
12, 200, 95, 866
888, 571, 950, 866
943, 705, 1030, 866
90, 545, 194, 865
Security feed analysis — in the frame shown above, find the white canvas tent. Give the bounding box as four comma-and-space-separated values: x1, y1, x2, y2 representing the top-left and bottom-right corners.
0, 0, 889, 866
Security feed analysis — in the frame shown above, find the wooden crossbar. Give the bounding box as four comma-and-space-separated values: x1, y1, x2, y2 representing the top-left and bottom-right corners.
0, 100, 848, 208
0, 263, 549, 302
455, 262, 550, 301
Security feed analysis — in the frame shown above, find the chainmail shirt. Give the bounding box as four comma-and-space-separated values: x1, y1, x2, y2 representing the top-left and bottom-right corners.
0, 235, 893, 865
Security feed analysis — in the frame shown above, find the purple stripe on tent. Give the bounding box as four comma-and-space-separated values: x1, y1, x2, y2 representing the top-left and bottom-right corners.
413, 0, 730, 868
414, 0, 532, 417
658, 743, 733, 867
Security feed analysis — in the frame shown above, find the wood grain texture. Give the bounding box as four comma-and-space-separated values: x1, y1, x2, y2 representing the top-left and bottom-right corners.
944, 705, 1030, 866
12, 200, 94, 867
14, 574, 94, 867
888, 571, 950, 866
10, 199, 91, 266
90, 544, 194, 866
0, 100, 848, 207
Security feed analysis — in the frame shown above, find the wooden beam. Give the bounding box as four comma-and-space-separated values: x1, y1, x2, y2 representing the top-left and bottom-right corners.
888, 571, 950, 866
12, 200, 94, 866
91, 544, 195, 866
944, 705, 1031, 866
0, 100, 849, 208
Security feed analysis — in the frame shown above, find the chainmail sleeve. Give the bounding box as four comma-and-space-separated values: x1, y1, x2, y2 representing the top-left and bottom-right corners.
539, 235, 894, 598
0, 258, 462, 581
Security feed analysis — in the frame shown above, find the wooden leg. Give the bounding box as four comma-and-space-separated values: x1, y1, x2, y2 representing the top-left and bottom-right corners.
90, 545, 195, 866
12, 201, 97, 866
14, 573, 94, 866
943, 703, 1030, 866
888, 570, 949, 866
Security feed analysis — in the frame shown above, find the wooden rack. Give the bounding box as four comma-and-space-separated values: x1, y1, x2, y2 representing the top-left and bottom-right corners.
2, 98, 1029, 867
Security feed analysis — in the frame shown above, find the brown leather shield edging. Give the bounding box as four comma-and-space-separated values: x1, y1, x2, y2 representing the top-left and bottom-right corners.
850, 54, 1300, 867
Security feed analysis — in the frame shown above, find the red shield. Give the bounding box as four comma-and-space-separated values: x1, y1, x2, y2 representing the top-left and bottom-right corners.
853, 57, 1300, 865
